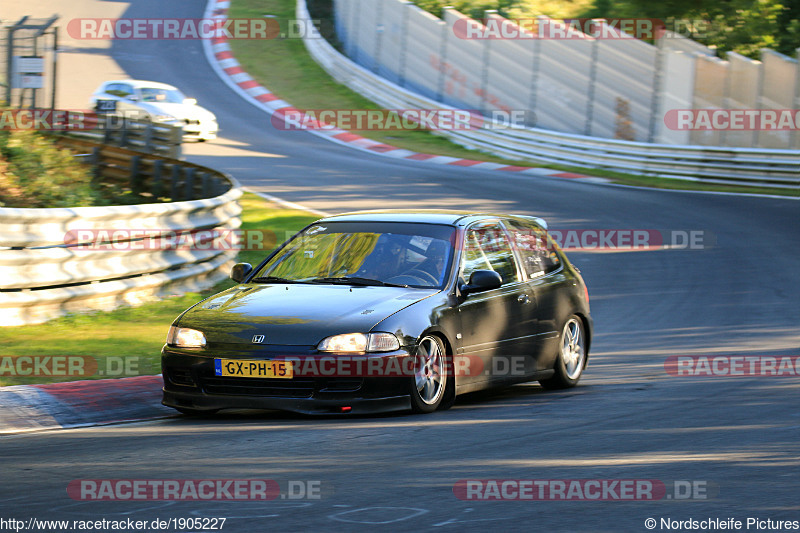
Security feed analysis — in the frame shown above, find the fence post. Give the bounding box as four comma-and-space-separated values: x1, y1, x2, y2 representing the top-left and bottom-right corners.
435, 14, 449, 102
152, 159, 164, 200
90, 146, 102, 182
480, 11, 493, 116
793, 48, 800, 149
348, 0, 361, 62
200, 173, 209, 198
143, 123, 154, 154
398, 1, 411, 88
648, 37, 665, 143
753, 52, 766, 148
528, 18, 543, 127
171, 125, 183, 159
585, 27, 600, 136
170, 164, 182, 202
184, 167, 196, 201
103, 117, 114, 145
129, 155, 141, 196
119, 117, 130, 149
373, 0, 385, 74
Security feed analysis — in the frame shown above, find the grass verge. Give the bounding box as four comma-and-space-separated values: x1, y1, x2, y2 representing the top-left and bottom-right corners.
226, 0, 798, 198
0, 192, 318, 386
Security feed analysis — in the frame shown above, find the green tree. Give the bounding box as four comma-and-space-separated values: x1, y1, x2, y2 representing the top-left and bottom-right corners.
413, 0, 519, 19
581, 0, 798, 59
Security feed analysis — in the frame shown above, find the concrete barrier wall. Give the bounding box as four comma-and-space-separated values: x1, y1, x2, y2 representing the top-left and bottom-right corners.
725, 52, 762, 148
298, 0, 800, 190
760, 50, 799, 149
331, 0, 800, 149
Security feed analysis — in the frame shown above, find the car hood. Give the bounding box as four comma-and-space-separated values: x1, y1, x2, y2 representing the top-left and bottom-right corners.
140, 102, 216, 121
177, 283, 438, 347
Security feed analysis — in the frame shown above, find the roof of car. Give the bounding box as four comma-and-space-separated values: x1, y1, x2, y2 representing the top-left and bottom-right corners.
102, 80, 179, 91
319, 210, 546, 227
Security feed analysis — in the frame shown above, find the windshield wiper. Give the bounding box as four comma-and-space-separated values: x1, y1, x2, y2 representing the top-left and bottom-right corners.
250, 276, 304, 284
309, 277, 408, 288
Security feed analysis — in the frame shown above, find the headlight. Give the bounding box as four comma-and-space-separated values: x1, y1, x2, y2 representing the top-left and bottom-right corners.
151, 114, 177, 122
317, 332, 400, 353
167, 326, 206, 348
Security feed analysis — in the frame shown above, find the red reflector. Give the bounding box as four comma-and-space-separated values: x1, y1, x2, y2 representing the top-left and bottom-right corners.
340, 406, 352, 413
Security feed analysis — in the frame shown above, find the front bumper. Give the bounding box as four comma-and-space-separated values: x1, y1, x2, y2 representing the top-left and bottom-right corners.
162, 389, 411, 415
162, 348, 413, 415
181, 120, 218, 141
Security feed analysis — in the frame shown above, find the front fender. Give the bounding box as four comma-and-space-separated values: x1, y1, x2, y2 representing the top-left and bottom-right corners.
371, 293, 458, 353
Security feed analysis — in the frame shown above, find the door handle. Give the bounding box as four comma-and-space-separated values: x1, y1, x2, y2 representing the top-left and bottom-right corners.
517, 294, 530, 304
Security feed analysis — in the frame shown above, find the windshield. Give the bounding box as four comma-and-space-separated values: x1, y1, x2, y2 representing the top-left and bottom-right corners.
254, 222, 457, 289
138, 88, 186, 103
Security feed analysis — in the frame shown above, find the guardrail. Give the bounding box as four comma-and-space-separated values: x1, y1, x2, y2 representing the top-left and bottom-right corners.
68, 116, 183, 159
54, 136, 227, 204
298, 1, 800, 190
0, 138, 242, 326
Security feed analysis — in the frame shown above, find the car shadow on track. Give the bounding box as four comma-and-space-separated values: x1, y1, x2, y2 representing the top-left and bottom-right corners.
163, 382, 592, 425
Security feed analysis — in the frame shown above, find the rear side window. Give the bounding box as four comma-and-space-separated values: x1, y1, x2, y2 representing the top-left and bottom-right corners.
505, 219, 561, 279
461, 221, 520, 285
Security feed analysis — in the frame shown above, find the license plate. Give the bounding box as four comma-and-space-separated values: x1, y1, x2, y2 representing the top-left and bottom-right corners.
96, 99, 117, 113
214, 359, 293, 379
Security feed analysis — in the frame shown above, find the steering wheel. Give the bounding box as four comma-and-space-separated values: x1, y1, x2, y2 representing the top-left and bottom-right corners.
402, 269, 439, 286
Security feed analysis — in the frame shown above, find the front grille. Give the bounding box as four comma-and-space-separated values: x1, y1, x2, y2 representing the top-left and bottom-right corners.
199, 377, 315, 398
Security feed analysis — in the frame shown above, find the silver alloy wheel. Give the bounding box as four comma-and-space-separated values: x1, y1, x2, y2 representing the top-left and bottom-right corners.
415, 336, 445, 405
561, 318, 585, 380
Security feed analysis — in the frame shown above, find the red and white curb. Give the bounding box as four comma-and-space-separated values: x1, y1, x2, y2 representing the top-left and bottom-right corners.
202, 0, 605, 182
0, 376, 173, 435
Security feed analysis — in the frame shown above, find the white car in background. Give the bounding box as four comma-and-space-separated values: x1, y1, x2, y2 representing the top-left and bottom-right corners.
90, 80, 218, 141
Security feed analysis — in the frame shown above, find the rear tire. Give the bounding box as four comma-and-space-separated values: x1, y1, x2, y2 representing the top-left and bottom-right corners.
409, 335, 447, 413
539, 315, 586, 389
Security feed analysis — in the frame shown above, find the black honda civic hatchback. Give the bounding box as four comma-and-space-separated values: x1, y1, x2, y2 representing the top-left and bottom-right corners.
162, 211, 592, 415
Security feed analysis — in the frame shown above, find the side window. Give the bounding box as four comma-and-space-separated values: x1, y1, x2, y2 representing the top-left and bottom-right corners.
505, 219, 561, 279
461, 221, 519, 285
118, 84, 134, 98
105, 84, 123, 97
107, 84, 133, 98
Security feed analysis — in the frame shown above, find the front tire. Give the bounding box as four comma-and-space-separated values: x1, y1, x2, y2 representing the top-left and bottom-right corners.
409, 335, 447, 413
539, 316, 586, 389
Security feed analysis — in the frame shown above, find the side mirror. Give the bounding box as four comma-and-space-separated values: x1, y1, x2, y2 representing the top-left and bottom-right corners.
184, 97, 198, 105
230, 263, 253, 283
459, 270, 502, 297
